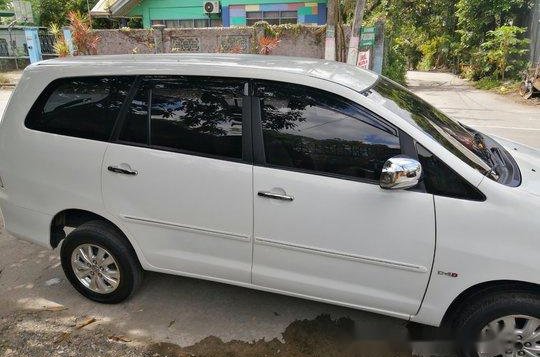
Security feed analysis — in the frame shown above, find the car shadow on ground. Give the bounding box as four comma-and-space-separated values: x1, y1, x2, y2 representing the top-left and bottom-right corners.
0, 228, 451, 356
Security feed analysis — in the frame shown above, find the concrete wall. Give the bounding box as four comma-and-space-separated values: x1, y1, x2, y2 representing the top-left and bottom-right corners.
95, 29, 156, 55
270, 26, 325, 58
94, 25, 327, 58
164, 27, 254, 53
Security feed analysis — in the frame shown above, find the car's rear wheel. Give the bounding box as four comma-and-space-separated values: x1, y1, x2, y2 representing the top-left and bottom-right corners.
453, 292, 540, 357
60, 220, 143, 303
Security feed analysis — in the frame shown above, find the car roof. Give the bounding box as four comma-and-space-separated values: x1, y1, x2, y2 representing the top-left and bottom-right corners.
36, 53, 379, 93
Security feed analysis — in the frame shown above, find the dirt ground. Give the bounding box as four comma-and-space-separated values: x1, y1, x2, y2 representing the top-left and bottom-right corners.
2, 310, 451, 357
0, 212, 455, 357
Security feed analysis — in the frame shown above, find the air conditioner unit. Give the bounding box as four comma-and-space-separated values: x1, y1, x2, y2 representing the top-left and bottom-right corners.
203, 1, 220, 14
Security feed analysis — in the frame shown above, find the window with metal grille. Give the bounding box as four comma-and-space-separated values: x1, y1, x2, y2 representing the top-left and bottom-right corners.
0, 39, 9, 57
246, 10, 297, 25
151, 18, 222, 28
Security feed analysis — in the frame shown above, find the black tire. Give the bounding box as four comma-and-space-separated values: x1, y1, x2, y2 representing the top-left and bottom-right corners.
519, 80, 534, 99
60, 220, 143, 303
452, 291, 540, 357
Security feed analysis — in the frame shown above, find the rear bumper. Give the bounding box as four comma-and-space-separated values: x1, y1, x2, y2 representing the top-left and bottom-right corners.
0, 197, 52, 248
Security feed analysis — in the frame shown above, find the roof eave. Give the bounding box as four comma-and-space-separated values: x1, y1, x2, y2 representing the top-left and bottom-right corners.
90, 0, 138, 18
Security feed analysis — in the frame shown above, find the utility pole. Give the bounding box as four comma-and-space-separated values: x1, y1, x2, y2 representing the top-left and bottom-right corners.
87, 0, 93, 28
346, 0, 366, 65
324, 0, 336, 60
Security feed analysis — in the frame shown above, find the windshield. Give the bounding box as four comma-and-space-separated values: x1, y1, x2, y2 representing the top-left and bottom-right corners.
364, 77, 497, 180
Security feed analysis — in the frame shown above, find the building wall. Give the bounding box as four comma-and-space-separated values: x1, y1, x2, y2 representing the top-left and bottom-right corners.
227, 2, 326, 27
127, 0, 327, 28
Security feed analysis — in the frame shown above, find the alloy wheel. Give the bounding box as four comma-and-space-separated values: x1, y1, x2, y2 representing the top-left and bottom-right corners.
70, 243, 121, 294
476, 315, 540, 357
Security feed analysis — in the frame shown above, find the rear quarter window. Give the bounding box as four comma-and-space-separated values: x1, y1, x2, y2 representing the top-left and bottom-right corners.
25, 76, 135, 141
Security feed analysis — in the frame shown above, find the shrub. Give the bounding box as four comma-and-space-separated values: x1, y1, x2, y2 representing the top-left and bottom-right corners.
68, 11, 100, 55
49, 23, 70, 57
418, 35, 452, 71
383, 44, 407, 85
258, 36, 280, 55
481, 25, 530, 80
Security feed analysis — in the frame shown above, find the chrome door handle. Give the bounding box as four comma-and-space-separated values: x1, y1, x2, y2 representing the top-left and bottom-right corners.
257, 191, 294, 201
107, 165, 138, 176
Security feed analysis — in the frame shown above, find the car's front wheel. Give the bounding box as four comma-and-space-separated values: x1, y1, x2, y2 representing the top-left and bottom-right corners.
453, 291, 540, 357
60, 220, 143, 303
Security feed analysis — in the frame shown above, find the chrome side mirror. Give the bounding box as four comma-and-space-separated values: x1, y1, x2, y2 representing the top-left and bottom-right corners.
380, 156, 422, 190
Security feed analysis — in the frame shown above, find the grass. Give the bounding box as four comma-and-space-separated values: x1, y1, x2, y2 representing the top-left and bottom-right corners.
0, 74, 10, 85
474, 77, 520, 94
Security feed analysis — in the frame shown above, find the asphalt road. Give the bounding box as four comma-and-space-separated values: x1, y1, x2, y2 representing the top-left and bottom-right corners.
0, 71, 538, 354
407, 71, 540, 149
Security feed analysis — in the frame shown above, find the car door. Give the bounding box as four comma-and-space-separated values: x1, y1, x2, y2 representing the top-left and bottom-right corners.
102, 75, 253, 283
251, 80, 435, 316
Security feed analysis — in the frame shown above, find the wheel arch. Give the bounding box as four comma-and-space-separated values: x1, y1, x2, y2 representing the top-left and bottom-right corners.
441, 280, 540, 328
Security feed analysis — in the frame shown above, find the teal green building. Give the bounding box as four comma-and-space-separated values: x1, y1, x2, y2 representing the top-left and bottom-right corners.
91, 0, 328, 28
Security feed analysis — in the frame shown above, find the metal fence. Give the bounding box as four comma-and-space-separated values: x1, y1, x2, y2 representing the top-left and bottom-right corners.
0, 27, 57, 70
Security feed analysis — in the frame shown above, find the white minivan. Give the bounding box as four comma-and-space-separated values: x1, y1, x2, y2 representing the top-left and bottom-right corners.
0, 54, 538, 356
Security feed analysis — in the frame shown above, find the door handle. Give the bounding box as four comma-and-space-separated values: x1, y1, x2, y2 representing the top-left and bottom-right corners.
257, 191, 294, 201
107, 165, 138, 176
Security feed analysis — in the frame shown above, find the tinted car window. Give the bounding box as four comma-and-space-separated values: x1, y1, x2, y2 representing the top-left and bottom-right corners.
119, 76, 245, 160
366, 77, 495, 180
256, 81, 400, 181
119, 84, 149, 144
26, 76, 134, 141
417, 144, 485, 200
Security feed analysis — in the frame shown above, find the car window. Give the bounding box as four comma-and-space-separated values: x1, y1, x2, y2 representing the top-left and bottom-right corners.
26, 76, 135, 141
255, 80, 401, 182
118, 76, 245, 161
366, 77, 495, 180
417, 144, 485, 200
118, 84, 149, 144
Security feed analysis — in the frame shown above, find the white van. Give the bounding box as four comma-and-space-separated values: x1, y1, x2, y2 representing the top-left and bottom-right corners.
0, 54, 538, 357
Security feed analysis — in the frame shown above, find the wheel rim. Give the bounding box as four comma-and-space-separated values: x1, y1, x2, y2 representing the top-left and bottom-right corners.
71, 244, 121, 294
520, 82, 528, 96
520, 81, 534, 99
476, 315, 540, 357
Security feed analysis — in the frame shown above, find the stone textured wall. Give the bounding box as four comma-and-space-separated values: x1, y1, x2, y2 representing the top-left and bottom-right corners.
94, 25, 327, 59
94, 29, 155, 55
271, 26, 326, 58
164, 27, 255, 54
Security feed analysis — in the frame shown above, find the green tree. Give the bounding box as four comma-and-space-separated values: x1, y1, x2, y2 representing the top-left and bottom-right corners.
31, 0, 99, 27
0, 0, 11, 9
481, 25, 529, 80
456, 0, 532, 63
362, 0, 533, 83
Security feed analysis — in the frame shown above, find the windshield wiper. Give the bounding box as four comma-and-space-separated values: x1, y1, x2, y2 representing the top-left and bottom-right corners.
473, 133, 496, 166
473, 132, 509, 182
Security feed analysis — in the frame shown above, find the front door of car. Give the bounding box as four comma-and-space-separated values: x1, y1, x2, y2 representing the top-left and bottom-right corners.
102, 75, 253, 283
251, 80, 436, 316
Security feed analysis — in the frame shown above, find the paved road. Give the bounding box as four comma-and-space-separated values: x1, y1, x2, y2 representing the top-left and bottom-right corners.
0, 71, 537, 353
407, 71, 540, 148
